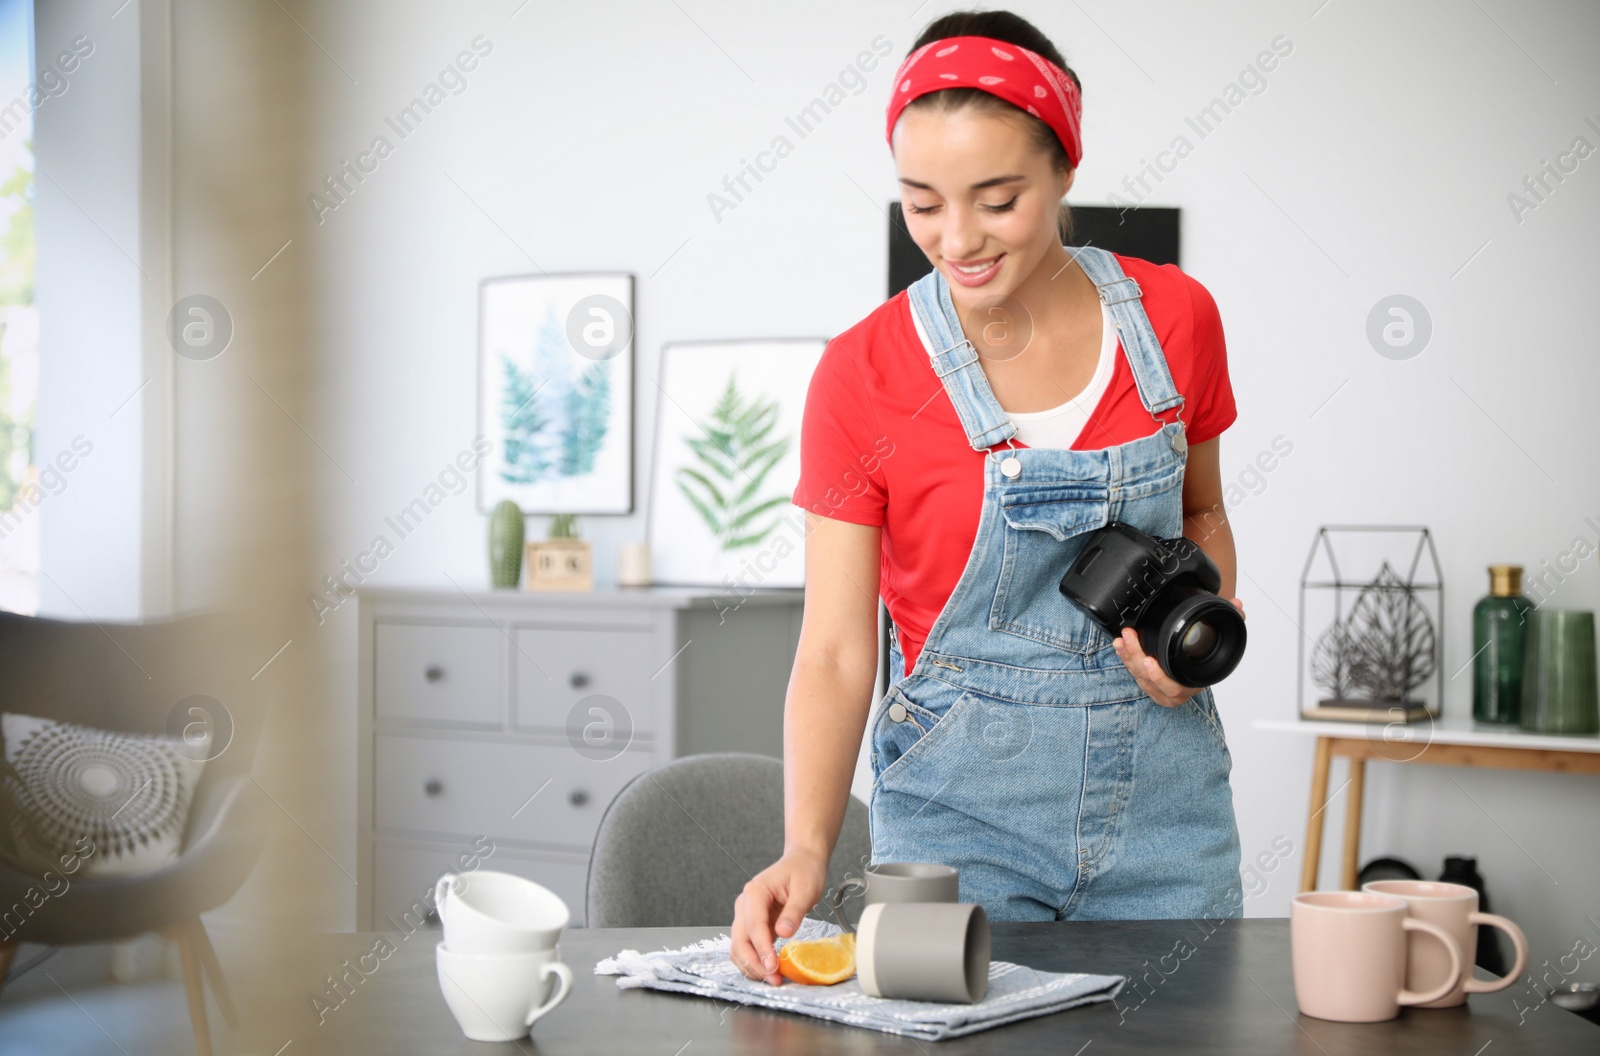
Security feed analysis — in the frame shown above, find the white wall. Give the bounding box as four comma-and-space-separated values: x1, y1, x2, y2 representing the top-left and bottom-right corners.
295, 0, 1600, 972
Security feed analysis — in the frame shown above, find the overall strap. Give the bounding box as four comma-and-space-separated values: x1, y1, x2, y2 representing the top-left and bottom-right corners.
907, 246, 1185, 454
1066, 245, 1184, 422
907, 269, 1018, 452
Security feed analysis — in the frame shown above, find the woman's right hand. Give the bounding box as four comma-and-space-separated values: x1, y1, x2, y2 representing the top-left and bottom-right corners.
729, 848, 829, 985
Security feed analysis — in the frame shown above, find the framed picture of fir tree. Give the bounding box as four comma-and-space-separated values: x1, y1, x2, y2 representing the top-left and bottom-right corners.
477, 271, 634, 514
647, 338, 827, 588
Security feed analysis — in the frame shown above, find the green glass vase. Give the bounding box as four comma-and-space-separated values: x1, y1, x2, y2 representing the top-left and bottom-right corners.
1472, 565, 1532, 724
1519, 609, 1599, 735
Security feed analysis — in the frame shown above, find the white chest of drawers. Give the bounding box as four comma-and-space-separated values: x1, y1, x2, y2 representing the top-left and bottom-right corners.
356, 585, 804, 930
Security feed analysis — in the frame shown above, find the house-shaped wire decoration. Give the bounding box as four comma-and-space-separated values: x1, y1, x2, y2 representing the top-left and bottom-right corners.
1298, 526, 1444, 719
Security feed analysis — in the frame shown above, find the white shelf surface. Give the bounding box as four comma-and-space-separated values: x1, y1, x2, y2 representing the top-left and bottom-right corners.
1252, 714, 1600, 754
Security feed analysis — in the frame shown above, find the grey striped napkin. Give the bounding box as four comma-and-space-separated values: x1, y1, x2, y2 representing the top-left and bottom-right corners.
594, 917, 1124, 1042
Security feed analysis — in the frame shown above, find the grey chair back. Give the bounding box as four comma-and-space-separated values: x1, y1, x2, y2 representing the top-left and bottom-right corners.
586, 753, 871, 929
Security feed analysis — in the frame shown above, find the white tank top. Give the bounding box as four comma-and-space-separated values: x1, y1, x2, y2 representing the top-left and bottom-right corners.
909, 297, 1117, 449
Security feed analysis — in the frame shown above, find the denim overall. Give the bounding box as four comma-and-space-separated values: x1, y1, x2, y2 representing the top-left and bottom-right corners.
870, 245, 1244, 922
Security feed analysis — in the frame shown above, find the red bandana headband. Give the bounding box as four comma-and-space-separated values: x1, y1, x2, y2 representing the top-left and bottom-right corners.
885, 36, 1083, 169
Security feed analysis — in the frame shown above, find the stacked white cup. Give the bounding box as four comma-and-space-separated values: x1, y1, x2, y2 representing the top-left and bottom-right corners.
433, 870, 574, 1042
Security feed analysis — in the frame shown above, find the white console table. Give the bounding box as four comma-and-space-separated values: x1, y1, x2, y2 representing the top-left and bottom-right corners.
1254, 715, 1600, 893
355, 585, 804, 930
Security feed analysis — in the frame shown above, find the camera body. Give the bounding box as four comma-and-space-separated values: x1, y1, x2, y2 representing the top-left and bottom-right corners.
1058, 521, 1246, 688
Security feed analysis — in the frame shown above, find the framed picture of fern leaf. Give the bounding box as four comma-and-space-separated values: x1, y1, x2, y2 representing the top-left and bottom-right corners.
647, 338, 827, 588
477, 271, 635, 514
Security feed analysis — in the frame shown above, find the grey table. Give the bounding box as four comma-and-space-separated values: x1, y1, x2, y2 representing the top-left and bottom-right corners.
246, 920, 1598, 1055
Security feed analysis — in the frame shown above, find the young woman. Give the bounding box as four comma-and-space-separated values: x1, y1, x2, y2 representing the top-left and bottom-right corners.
731, 10, 1247, 985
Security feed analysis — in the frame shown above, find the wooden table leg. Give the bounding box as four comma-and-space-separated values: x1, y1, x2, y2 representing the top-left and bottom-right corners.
1341, 756, 1366, 890
1300, 736, 1333, 893
172, 923, 213, 1056
187, 919, 239, 1028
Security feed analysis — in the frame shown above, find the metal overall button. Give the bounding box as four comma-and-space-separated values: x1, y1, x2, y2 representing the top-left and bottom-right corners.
992, 435, 1022, 479
888, 701, 908, 723
1150, 401, 1187, 456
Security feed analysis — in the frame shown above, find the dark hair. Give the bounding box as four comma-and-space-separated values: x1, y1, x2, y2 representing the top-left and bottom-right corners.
904, 10, 1079, 241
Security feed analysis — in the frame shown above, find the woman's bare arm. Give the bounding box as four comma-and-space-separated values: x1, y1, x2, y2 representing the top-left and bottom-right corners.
729, 511, 882, 984
1179, 437, 1238, 600
783, 512, 883, 859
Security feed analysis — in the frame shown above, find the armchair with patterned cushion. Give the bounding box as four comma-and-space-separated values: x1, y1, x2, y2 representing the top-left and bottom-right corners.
0, 609, 271, 1056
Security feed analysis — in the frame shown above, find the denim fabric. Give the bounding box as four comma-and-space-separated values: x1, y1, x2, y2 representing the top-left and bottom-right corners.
869, 246, 1243, 923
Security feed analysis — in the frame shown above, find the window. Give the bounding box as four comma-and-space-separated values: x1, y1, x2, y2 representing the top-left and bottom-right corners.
0, 0, 37, 614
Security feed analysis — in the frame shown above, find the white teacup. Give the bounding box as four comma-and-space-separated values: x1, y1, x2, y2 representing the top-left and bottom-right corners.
434, 870, 569, 954
436, 943, 572, 1042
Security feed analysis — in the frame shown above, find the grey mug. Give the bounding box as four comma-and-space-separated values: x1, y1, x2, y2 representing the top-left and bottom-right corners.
858, 902, 990, 1004
830, 862, 959, 923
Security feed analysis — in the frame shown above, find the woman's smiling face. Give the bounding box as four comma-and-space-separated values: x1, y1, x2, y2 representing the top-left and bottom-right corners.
893, 104, 1073, 301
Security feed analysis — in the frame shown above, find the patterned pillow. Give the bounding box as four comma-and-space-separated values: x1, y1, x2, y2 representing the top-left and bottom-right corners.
1, 713, 207, 877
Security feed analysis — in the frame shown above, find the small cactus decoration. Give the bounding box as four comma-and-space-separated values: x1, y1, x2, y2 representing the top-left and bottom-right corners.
488, 500, 526, 588
549, 513, 579, 539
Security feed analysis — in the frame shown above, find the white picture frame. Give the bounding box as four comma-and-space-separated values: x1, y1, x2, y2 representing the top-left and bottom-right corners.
647, 338, 827, 589
477, 272, 634, 514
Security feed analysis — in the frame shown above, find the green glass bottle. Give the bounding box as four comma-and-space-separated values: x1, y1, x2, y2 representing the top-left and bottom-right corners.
1472, 565, 1532, 724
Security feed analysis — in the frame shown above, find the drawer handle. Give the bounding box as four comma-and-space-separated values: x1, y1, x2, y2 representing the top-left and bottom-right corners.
424, 778, 444, 798
568, 671, 590, 689
567, 788, 589, 807
424, 665, 445, 683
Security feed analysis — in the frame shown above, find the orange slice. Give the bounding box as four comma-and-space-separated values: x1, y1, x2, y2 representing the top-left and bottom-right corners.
777, 932, 857, 985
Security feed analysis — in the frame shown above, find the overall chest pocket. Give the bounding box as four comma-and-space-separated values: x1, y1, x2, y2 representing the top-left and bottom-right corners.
989, 480, 1115, 656
985, 464, 1190, 659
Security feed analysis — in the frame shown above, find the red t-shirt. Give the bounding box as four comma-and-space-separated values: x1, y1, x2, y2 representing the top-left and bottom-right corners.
790, 254, 1236, 678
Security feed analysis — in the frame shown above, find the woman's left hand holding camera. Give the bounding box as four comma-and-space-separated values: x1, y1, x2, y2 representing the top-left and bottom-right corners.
1113, 597, 1245, 707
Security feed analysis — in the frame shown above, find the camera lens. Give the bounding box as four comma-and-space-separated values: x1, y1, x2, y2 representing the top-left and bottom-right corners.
1180, 620, 1218, 663
1146, 590, 1247, 688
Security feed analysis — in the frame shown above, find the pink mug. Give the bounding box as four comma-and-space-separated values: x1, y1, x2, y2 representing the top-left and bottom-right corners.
1362, 879, 1528, 1008
1291, 890, 1463, 1022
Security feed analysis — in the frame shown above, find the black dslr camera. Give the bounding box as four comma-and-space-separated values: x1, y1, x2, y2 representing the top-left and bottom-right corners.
1058, 522, 1246, 688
